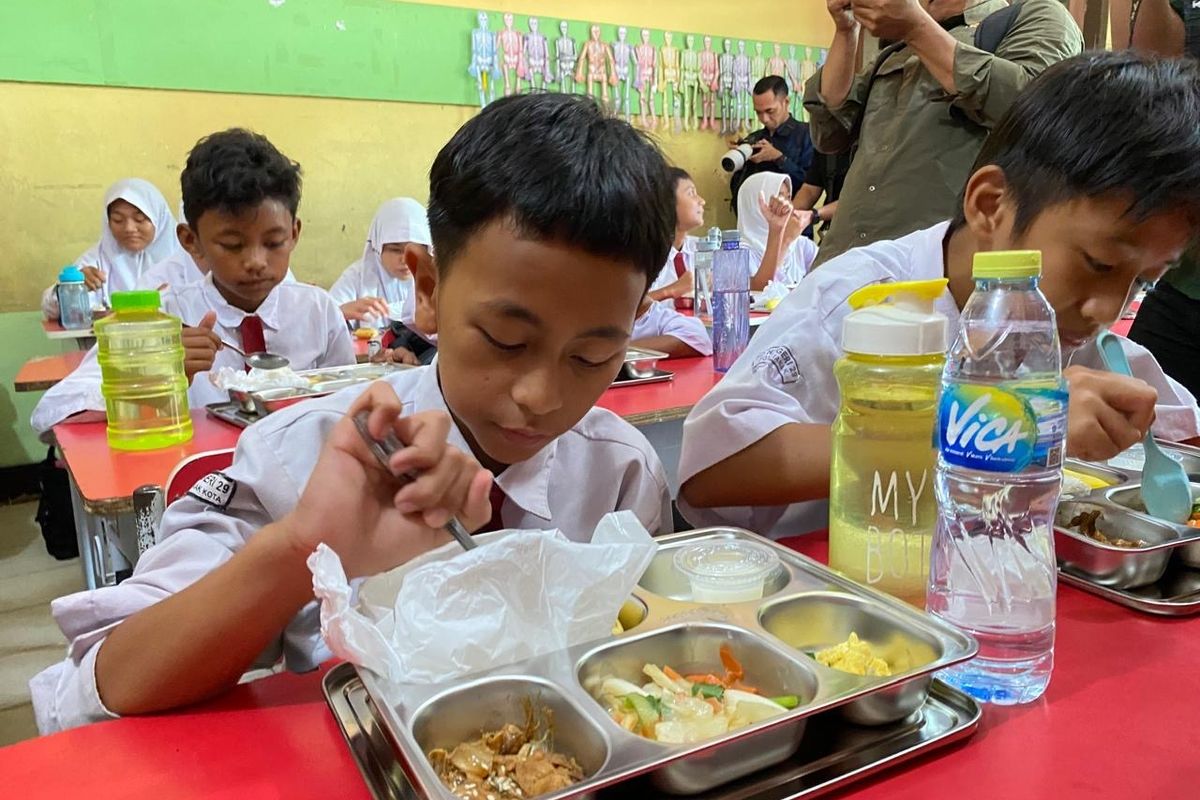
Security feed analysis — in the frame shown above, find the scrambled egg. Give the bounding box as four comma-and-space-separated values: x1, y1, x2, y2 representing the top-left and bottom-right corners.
815, 632, 892, 677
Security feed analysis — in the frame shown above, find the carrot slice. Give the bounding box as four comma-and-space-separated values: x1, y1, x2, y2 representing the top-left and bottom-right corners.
663, 665, 685, 683
685, 673, 725, 686
729, 680, 760, 695
720, 644, 745, 683
704, 697, 723, 713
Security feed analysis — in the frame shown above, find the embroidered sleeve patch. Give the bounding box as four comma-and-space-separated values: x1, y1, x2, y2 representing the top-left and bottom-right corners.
188, 472, 237, 510
752, 345, 802, 385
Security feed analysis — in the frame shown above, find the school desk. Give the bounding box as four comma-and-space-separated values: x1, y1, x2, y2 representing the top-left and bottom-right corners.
53, 411, 240, 590
13, 350, 88, 392
41, 319, 97, 349
3, 531, 1195, 800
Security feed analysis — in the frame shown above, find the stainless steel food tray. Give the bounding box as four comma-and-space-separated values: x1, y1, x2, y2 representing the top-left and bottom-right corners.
611, 368, 674, 388
1059, 561, 1200, 616
324, 663, 980, 800
350, 528, 977, 799
227, 362, 413, 416
1057, 443, 1200, 597
621, 346, 669, 380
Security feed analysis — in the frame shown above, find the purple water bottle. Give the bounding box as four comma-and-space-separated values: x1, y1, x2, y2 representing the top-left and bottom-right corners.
712, 229, 751, 372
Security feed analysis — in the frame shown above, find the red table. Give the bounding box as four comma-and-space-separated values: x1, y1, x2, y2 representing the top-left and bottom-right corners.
13, 350, 88, 392
597, 356, 720, 425
2, 532, 1196, 798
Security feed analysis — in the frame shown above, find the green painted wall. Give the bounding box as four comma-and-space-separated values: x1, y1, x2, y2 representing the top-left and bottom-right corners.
0, 313, 75, 466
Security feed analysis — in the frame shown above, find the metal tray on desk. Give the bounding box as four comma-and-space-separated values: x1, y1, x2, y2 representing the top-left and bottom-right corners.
334, 528, 977, 799
1060, 562, 1200, 616
323, 663, 980, 800
611, 368, 674, 388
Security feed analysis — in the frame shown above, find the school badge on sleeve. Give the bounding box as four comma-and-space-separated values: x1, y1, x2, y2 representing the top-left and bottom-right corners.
188, 472, 238, 510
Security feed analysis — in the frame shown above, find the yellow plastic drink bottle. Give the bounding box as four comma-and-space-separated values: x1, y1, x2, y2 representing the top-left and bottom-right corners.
828, 279, 949, 606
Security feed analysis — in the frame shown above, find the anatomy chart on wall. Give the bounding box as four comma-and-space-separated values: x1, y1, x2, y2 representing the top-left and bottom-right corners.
468, 11, 826, 137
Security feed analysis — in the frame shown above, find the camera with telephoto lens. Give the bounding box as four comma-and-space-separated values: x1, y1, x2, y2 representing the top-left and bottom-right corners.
720, 132, 766, 173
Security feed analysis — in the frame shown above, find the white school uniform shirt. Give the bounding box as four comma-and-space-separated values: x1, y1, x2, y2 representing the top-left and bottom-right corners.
736, 171, 818, 285
649, 236, 699, 294
135, 251, 299, 292
632, 301, 713, 356
330, 198, 431, 326
31, 273, 355, 435
41, 178, 182, 319
677, 221, 1200, 538
29, 363, 671, 733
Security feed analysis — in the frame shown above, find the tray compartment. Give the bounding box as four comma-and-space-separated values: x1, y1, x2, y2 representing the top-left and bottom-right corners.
576, 622, 818, 794
409, 675, 610, 800
759, 592, 941, 726
1054, 500, 1179, 588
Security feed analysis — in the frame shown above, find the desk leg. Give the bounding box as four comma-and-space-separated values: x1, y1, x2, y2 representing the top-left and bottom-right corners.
68, 478, 100, 591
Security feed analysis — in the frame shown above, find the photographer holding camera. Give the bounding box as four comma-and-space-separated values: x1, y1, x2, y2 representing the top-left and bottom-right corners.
803, 0, 1081, 267
726, 76, 814, 214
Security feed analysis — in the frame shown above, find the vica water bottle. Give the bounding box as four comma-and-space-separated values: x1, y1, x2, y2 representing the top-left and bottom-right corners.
829, 280, 949, 607
712, 229, 751, 373
56, 266, 92, 330
95, 290, 193, 451
928, 251, 1066, 705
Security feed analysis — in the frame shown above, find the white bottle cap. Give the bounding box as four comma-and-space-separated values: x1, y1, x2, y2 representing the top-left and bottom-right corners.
841, 279, 949, 356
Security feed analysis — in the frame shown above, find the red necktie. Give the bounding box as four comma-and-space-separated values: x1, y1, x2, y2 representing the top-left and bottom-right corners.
239, 315, 267, 372
477, 483, 508, 534
673, 250, 688, 277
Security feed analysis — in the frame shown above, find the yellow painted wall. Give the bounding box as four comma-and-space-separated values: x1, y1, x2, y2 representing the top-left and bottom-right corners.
0, 0, 832, 464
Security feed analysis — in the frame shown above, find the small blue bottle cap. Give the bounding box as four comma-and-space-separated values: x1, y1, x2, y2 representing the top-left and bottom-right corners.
58, 265, 85, 283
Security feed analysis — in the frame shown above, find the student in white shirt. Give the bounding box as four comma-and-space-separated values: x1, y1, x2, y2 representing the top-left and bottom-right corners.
31, 129, 354, 436
632, 297, 713, 358
41, 178, 182, 319
678, 53, 1200, 536
648, 167, 707, 302
32, 93, 678, 731
737, 171, 818, 290
330, 197, 432, 326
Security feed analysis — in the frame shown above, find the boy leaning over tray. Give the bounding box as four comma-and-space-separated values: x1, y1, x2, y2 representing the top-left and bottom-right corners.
678, 52, 1200, 536
31, 93, 680, 733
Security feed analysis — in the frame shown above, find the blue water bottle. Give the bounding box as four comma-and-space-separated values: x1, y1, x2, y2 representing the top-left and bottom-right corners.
56, 266, 92, 330
712, 230, 751, 373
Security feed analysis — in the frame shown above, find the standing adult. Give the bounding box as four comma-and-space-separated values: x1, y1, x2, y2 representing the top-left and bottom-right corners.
804, 0, 1082, 266
729, 75, 814, 213
1119, 0, 1200, 399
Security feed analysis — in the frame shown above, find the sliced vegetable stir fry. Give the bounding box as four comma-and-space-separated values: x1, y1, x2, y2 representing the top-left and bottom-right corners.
595, 645, 800, 744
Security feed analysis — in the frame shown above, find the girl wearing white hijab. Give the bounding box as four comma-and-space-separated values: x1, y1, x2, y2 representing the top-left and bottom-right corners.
736, 172, 818, 291
330, 197, 432, 327
41, 178, 181, 319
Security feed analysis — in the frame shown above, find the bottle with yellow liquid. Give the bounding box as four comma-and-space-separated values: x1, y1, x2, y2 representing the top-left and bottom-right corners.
95, 290, 193, 451
828, 279, 949, 606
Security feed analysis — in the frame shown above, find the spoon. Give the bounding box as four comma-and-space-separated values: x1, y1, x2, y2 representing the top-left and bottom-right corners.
1096, 331, 1192, 523
217, 338, 291, 371
351, 410, 478, 551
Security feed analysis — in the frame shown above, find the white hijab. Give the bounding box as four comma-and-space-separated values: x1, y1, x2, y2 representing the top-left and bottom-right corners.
360, 197, 431, 304
735, 171, 816, 284
78, 178, 181, 301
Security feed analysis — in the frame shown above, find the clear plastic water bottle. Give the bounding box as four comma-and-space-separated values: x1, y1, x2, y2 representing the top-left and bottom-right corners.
712, 229, 751, 373
95, 290, 193, 451
928, 251, 1066, 705
692, 227, 720, 325
56, 265, 92, 330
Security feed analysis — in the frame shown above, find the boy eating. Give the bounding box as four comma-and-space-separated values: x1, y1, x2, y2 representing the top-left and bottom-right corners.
678, 52, 1200, 535
32, 93, 677, 731
31, 129, 354, 435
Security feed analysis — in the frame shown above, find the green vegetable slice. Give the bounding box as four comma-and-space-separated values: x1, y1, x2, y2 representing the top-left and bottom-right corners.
769, 695, 800, 709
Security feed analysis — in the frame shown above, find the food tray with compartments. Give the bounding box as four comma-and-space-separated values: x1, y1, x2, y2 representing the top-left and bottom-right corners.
336, 528, 978, 800
224, 362, 413, 417
1056, 442, 1200, 614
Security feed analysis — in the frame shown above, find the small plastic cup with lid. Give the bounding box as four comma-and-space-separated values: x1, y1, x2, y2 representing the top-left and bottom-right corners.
673, 541, 781, 603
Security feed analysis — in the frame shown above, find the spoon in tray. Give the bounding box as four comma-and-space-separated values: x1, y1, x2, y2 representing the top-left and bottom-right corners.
1096, 331, 1192, 523
351, 410, 478, 551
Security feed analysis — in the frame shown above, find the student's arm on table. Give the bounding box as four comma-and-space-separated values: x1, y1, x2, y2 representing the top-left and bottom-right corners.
649, 271, 694, 303
633, 335, 702, 360
681, 422, 832, 508
94, 382, 493, 716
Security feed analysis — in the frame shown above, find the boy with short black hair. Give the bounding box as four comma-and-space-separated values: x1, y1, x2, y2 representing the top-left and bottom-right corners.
33, 93, 678, 731
679, 52, 1200, 534
31, 128, 353, 434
